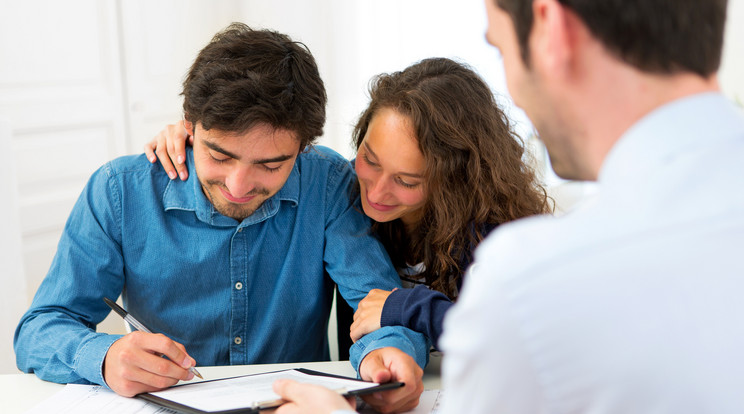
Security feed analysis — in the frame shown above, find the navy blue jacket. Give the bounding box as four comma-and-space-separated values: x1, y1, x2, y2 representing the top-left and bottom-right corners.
380, 223, 498, 349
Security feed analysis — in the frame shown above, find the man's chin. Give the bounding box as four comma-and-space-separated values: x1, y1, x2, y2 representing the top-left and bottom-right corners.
214, 202, 260, 221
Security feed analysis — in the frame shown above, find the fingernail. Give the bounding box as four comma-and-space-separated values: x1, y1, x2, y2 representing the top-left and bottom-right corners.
168, 171, 177, 179
181, 357, 193, 369
187, 371, 195, 380
179, 171, 187, 180
149, 156, 156, 163
177, 155, 185, 164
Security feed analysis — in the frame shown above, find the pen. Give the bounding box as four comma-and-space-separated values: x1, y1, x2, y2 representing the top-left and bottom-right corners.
103, 297, 204, 379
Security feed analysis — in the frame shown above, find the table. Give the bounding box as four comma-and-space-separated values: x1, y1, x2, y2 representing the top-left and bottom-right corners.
1, 353, 442, 414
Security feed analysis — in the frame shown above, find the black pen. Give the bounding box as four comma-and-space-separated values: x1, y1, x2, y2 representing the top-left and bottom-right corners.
103, 297, 204, 379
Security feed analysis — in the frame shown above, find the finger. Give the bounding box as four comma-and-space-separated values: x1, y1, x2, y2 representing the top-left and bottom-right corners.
145, 333, 196, 372
359, 377, 422, 414
362, 390, 420, 414
272, 379, 297, 400
128, 353, 186, 388
110, 373, 171, 397
349, 319, 370, 343
274, 402, 296, 414
155, 138, 178, 180
347, 395, 357, 409
108, 341, 187, 396
144, 141, 157, 163
362, 361, 392, 384
380, 362, 424, 413
166, 126, 189, 181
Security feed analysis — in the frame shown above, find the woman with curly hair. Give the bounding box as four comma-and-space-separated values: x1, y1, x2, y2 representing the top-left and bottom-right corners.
346, 57, 550, 347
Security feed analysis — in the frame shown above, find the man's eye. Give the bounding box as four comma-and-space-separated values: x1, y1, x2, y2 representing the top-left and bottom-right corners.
209, 152, 230, 163
263, 164, 282, 173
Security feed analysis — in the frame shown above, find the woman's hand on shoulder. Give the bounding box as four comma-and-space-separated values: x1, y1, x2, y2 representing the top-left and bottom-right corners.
350, 289, 394, 342
144, 120, 193, 181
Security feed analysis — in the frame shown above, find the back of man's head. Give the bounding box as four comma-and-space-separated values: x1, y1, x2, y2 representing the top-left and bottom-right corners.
182, 23, 327, 149
495, 0, 728, 77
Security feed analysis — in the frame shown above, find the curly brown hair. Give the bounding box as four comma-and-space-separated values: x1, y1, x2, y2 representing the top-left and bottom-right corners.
353, 57, 551, 298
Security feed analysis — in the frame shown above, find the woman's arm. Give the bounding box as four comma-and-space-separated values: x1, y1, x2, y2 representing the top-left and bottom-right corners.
352, 285, 453, 349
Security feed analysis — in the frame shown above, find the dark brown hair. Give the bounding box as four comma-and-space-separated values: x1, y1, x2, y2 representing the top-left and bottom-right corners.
495, 0, 727, 77
353, 58, 551, 298
182, 23, 327, 149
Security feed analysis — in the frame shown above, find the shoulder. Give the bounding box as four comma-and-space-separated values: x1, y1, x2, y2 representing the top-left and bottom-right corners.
468, 211, 589, 290
296, 145, 355, 190
91, 153, 170, 195
297, 145, 351, 169
101, 153, 162, 178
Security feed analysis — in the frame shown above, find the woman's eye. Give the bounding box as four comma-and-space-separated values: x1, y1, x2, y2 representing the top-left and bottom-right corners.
396, 178, 420, 189
362, 153, 379, 167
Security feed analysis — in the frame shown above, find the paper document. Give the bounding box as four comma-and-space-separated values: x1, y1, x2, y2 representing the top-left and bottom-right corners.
358, 389, 443, 414
148, 369, 380, 412
26, 374, 441, 414
24, 384, 175, 414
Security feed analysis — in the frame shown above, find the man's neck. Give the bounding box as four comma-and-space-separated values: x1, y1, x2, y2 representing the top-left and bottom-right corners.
571, 63, 720, 180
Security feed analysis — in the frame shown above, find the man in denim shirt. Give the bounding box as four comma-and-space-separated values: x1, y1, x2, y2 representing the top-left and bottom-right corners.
14, 23, 427, 412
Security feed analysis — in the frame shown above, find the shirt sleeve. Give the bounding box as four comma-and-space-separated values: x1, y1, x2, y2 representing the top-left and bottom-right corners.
321, 158, 430, 371
380, 286, 452, 349
438, 236, 546, 414
14, 163, 126, 386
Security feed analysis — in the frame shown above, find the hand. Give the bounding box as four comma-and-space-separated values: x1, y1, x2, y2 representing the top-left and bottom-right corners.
358, 347, 423, 413
143, 121, 194, 181
273, 379, 356, 414
103, 331, 197, 397
350, 289, 393, 342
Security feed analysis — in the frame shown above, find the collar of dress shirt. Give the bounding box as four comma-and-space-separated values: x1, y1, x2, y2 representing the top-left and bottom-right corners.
161, 147, 300, 226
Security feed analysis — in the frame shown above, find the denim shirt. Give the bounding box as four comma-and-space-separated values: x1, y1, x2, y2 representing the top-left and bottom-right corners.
14, 146, 429, 386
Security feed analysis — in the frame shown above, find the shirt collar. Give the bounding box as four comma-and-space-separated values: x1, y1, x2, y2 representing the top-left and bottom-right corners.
162, 148, 301, 227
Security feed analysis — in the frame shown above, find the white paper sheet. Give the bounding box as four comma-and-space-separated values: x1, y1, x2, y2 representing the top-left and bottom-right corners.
24, 384, 176, 414
357, 389, 443, 414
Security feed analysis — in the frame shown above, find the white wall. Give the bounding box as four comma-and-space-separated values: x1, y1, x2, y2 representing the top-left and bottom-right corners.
236, 0, 529, 158
0, 118, 27, 374
0, 0, 242, 374
721, 0, 744, 106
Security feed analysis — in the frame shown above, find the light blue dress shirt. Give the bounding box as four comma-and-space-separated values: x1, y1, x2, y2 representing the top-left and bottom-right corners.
441, 93, 744, 413
14, 145, 428, 386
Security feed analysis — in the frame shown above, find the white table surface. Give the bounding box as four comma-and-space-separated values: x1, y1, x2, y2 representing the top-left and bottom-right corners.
1, 354, 442, 413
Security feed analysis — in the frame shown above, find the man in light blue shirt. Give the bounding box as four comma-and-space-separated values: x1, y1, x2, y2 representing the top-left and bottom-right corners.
14, 23, 427, 410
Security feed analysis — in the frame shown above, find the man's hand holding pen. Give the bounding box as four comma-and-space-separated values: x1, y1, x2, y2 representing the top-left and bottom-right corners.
103, 331, 198, 397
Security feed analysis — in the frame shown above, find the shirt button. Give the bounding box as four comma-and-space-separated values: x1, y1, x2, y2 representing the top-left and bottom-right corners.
235, 282, 243, 290
234, 337, 242, 345
237, 228, 243, 233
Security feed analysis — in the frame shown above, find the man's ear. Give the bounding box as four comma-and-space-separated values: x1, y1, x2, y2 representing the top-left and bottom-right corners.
530, 0, 574, 77
183, 119, 194, 136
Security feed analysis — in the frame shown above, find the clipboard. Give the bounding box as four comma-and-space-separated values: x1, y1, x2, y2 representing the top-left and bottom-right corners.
137, 368, 404, 413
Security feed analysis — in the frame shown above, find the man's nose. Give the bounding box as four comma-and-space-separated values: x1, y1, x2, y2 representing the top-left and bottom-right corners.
224, 166, 256, 197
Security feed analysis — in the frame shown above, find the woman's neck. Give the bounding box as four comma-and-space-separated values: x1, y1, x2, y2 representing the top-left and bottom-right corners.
400, 210, 423, 237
